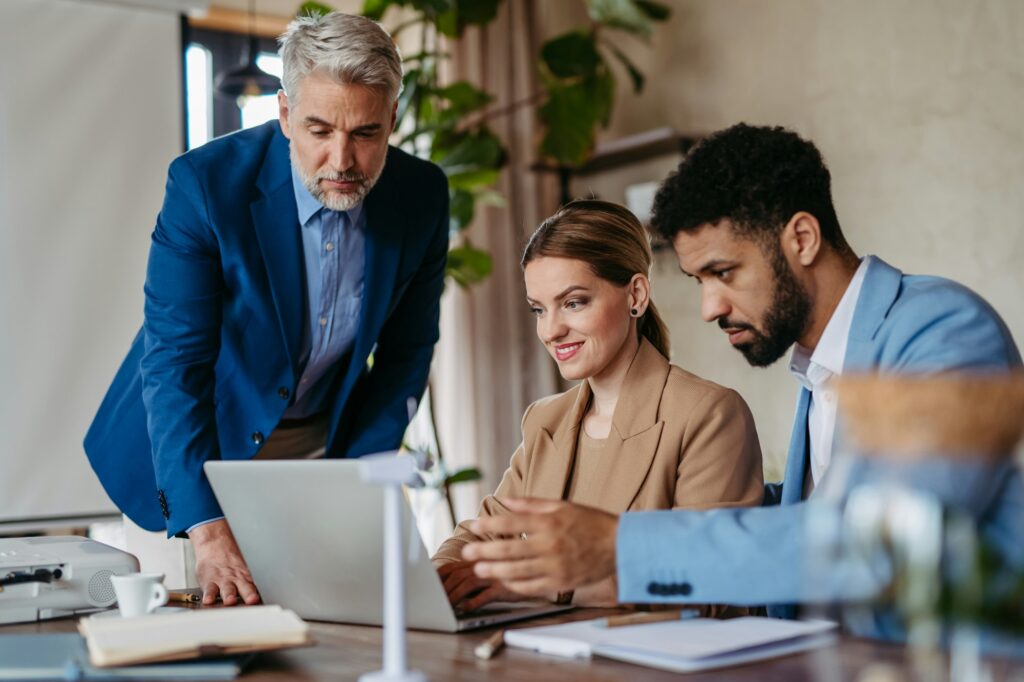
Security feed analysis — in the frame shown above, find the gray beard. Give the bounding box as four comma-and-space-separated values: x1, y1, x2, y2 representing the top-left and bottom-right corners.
290, 144, 385, 211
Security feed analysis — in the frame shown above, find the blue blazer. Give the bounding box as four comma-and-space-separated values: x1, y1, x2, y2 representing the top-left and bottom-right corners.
84, 121, 449, 536
616, 256, 1022, 619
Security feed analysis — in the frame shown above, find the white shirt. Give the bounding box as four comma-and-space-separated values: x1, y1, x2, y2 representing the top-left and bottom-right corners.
788, 258, 869, 486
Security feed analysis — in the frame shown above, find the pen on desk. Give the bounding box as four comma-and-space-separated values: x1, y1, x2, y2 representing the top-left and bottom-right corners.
167, 591, 203, 604
602, 608, 700, 628
474, 629, 505, 660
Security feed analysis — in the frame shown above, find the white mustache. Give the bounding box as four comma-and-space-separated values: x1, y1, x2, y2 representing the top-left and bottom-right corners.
316, 172, 367, 184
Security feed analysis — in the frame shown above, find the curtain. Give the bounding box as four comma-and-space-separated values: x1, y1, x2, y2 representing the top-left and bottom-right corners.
432, 0, 562, 526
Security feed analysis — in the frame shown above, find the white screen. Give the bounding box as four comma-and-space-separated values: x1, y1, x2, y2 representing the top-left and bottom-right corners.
0, 0, 183, 523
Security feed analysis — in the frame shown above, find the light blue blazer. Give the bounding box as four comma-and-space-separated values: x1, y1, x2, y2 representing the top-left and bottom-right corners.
617, 256, 1022, 623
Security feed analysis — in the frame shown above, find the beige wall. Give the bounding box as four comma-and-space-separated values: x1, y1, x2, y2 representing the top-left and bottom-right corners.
208, 1, 1024, 476
571, 0, 1024, 476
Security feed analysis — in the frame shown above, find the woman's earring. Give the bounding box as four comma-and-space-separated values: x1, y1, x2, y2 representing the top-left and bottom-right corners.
630, 308, 639, 317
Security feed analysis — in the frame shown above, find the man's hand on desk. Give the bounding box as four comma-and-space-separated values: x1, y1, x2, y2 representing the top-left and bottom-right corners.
436, 561, 530, 612
189, 519, 261, 606
461, 498, 619, 597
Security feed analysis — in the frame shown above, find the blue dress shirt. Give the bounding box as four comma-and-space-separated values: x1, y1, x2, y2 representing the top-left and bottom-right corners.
284, 165, 367, 419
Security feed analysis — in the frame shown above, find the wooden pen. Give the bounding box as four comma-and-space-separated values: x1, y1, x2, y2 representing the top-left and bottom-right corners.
474, 629, 506, 659
603, 608, 699, 628
167, 591, 202, 604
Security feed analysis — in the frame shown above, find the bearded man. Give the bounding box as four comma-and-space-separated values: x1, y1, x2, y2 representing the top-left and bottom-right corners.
460, 124, 1022, 635
85, 12, 448, 605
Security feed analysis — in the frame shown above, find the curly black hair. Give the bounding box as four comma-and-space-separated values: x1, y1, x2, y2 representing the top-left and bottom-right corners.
650, 123, 847, 250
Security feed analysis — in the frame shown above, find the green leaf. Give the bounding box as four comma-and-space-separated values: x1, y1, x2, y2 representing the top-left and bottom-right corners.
432, 129, 503, 176
474, 188, 506, 207
541, 31, 601, 79
298, 1, 334, 16
456, 0, 501, 26
586, 0, 653, 38
435, 0, 502, 37
634, 0, 671, 21
360, 0, 393, 21
411, 0, 452, 17
539, 82, 596, 166
436, 81, 493, 115
395, 68, 421, 128
447, 168, 500, 191
589, 65, 616, 128
539, 66, 614, 166
400, 50, 450, 64
449, 188, 475, 232
435, 8, 459, 37
607, 44, 644, 93
446, 244, 493, 288
444, 467, 483, 485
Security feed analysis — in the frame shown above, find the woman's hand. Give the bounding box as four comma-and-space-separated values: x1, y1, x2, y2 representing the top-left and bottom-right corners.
436, 560, 529, 612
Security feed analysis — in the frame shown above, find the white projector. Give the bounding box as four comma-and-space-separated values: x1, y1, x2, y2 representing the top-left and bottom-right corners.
0, 536, 138, 624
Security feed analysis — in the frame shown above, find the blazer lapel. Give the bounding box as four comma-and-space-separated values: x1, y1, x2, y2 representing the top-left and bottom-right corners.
327, 152, 404, 444
596, 339, 669, 513
845, 255, 903, 371
351, 157, 402, 359
251, 127, 304, 380
527, 381, 591, 501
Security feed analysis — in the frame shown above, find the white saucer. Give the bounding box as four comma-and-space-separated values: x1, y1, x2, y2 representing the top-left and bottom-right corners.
89, 606, 188, 619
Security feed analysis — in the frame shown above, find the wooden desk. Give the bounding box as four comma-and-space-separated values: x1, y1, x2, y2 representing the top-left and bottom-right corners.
4, 609, 1021, 681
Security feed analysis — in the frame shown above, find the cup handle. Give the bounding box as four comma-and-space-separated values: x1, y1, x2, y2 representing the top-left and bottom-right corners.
149, 583, 169, 612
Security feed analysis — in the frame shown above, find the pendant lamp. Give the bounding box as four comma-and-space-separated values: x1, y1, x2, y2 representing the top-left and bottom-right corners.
214, 0, 280, 106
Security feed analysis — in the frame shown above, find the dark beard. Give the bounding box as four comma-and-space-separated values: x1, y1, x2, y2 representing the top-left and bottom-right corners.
722, 249, 811, 368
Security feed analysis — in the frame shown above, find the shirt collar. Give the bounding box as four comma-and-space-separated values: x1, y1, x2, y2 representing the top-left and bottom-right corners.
289, 162, 365, 228
788, 258, 869, 388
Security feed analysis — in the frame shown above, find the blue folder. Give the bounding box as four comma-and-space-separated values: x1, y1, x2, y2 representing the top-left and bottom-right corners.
0, 634, 245, 680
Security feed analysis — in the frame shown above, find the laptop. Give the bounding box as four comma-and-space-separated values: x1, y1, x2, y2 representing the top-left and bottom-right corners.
204, 459, 572, 632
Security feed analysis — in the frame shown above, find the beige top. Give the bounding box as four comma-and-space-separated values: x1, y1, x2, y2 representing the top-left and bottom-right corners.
432, 338, 765, 608
565, 429, 612, 505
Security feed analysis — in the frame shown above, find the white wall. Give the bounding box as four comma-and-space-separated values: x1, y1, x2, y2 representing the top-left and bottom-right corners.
571, 0, 1024, 476
0, 0, 182, 523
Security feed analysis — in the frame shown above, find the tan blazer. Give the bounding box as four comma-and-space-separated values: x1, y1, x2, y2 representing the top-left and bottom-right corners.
434, 339, 764, 607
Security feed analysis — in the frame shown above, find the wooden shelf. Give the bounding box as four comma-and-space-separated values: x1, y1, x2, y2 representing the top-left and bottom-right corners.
531, 127, 699, 176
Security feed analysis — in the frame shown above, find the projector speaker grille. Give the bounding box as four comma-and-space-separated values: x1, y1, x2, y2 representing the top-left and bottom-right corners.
88, 570, 116, 605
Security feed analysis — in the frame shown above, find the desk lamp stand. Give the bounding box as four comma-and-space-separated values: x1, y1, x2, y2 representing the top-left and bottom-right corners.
359, 453, 428, 682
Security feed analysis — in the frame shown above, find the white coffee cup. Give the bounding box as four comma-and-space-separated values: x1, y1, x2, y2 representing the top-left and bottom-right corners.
110, 572, 169, 617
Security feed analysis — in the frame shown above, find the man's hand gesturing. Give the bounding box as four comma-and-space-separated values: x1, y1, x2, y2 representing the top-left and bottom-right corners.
461, 498, 619, 596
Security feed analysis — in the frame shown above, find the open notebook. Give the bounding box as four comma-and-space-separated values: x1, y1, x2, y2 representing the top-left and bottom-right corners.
77, 605, 311, 667
505, 616, 838, 673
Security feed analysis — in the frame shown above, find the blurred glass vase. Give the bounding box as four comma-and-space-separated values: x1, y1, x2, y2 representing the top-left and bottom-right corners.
824, 373, 1024, 681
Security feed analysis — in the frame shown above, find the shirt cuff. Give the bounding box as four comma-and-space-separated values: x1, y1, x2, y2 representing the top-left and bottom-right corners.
186, 516, 225, 534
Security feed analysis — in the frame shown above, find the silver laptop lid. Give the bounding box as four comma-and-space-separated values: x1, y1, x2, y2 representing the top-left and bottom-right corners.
205, 459, 460, 632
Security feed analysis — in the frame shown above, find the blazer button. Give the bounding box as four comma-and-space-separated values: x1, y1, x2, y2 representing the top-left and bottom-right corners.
277, 387, 290, 400
156, 490, 170, 520
251, 431, 265, 446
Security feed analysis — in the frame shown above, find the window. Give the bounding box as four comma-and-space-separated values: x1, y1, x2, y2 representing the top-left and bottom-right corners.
239, 54, 283, 130
185, 44, 212, 150
182, 26, 281, 148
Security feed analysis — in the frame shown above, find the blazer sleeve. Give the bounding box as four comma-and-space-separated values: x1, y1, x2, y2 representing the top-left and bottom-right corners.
140, 156, 226, 536
337, 167, 449, 458
673, 388, 764, 510
432, 403, 536, 565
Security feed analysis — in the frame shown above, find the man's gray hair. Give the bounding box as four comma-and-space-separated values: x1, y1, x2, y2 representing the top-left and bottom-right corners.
278, 12, 402, 103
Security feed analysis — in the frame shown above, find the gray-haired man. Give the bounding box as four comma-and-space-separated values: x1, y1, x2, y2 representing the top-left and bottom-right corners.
86, 12, 450, 604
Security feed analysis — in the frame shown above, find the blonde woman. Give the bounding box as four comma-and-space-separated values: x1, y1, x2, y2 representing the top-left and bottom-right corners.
434, 200, 763, 610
